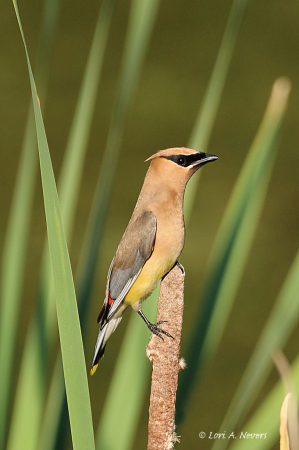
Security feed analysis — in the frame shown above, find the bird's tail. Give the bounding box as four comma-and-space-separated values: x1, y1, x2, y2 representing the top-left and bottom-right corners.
90, 316, 123, 375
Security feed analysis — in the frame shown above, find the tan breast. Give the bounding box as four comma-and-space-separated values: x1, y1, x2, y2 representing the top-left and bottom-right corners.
124, 191, 185, 308
147, 188, 185, 274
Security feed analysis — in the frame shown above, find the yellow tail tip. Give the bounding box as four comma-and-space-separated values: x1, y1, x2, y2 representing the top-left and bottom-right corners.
90, 364, 98, 376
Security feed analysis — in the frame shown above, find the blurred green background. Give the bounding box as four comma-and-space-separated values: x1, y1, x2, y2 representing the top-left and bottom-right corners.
1, 0, 299, 449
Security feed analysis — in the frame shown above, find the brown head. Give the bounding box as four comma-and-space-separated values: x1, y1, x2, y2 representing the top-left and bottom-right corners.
144, 147, 218, 193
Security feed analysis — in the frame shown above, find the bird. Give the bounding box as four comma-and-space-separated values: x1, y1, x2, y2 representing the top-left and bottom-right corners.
90, 147, 218, 375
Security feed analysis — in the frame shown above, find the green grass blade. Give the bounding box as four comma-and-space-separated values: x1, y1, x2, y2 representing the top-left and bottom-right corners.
176, 78, 291, 423
11, 2, 95, 449
228, 355, 299, 450
211, 246, 299, 450
37, 1, 116, 447
184, 0, 249, 222
0, 0, 59, 447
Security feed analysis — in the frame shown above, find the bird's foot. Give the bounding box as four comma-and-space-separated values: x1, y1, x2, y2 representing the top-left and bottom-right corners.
147, 320, 174, 340
138, 310, 174, 340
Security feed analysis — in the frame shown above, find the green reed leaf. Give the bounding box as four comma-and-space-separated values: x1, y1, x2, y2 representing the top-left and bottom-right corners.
10, 2, 95, 449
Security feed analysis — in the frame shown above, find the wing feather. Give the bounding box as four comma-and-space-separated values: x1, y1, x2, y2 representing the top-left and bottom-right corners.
99, 210, 157, 324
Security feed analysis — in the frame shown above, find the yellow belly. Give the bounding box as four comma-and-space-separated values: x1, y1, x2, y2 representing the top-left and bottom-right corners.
123, 253, 176, 309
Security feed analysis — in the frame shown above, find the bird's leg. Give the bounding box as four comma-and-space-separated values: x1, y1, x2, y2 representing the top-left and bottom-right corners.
138, 310, 174, 340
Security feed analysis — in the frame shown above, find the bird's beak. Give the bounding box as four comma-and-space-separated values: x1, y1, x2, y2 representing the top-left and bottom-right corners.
192, 153, 219, 168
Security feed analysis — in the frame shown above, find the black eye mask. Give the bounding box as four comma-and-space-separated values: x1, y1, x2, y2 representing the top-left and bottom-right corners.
162, 152, 210, 168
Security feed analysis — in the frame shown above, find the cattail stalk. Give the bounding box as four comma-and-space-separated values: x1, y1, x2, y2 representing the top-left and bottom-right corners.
147, 264, 185, 450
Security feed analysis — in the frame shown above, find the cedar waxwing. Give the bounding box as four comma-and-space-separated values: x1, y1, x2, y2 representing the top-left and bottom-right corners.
91, 147, 218, 375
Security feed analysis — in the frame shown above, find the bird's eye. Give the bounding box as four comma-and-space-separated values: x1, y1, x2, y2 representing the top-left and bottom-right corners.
177, 156, 185, 166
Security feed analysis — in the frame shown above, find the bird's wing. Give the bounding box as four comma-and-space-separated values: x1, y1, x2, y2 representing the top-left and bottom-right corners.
99, 210, 157, 324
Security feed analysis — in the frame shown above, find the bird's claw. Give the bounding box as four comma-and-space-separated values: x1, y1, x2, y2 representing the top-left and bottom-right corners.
176, 261, 185, 274
148, 321, 174, 340
156, 319, 167, 325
